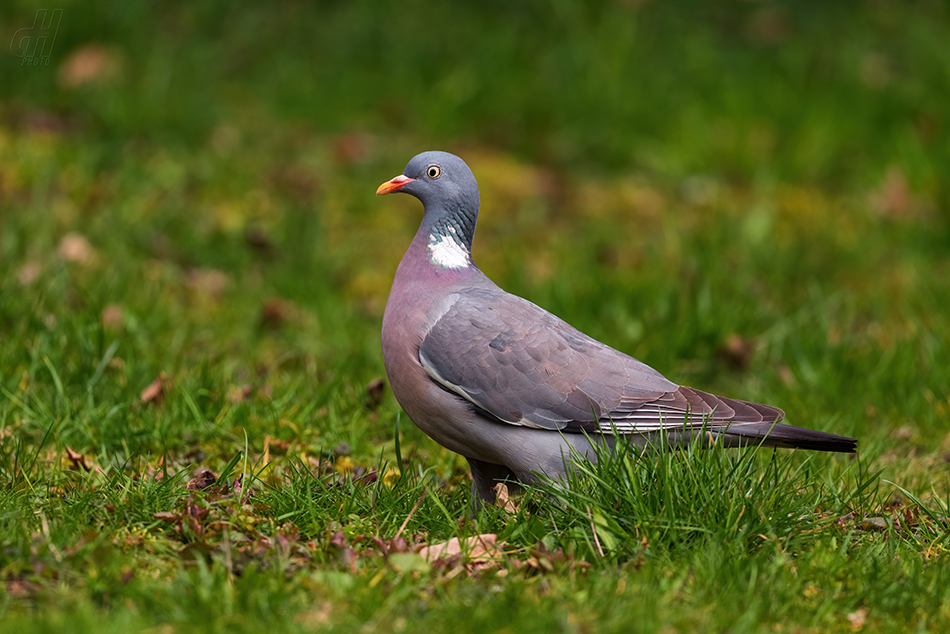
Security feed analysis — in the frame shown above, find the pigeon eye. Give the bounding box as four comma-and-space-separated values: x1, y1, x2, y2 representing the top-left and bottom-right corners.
427, 165, 442, 179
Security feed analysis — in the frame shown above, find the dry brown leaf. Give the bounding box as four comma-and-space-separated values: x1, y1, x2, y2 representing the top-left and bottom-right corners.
140, 374, 169, 405
259, 297, 299, 329
777, 363, 796, 388
153, 511, 180, 522
492, 483, 519, 513
332, 133, 375, 166
871, 167, 916, 219
716, 333, 756, 371
365, 377, 386, 410
244, 227, 274, 257
58, 44, 122, 88
16, 262, 41, 286
228, 384, 253, 404
5, 579, 41, 598
847, 608, 868, 630
745, 7, 790, 45
57, 233, 97, 264
258, 383, 273, 401
416, 534, 504, 563
186, 268, 232, 298
269, 164, 319, 203
63, 446, 104, 475
65, 446, 88, 471
101, 304, 124, 330
857, 517, 889, 532
294, 602, 334, 628
263, 435, 289, 466
186, 468, 218, 491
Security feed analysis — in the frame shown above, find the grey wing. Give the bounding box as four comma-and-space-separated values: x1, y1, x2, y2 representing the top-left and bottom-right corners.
418, 287, 784, 435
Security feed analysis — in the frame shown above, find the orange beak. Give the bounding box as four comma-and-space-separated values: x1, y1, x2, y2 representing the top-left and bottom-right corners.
376, 174, 414, 196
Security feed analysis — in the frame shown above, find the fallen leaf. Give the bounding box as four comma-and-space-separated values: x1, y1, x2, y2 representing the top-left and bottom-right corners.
847, 608, 868, 630
870, 166, 916, 219
365, 377, 386, 410
268, 164, 319, 204
65, 446, 89, 471
891, 425, 914, 441
244, 227, 274, 257
19, 108, 77, 135
63, 446, 104, 475
57, 233, 97, 264
58, 44, 122, 88
328, 530, 356, 572
186, 468, 217, 491
228, 384, 253, 404
744, 7, 790, 45
16, 262, 41, 286
716, 334, 756, 371
329, 530, 347, 549
294, 602, 334, 628
259, 297, 298, 329
857, 517, 890, 532
101, 304, 124, 330
186, 268, 231, 298
140, 374, 168, 405
416, 534, 503, 563
518, 544, 593, 576
332, 133, 375, 166
5, 578, 41, 598
264, 435, 290, 455
777, 363, 796, 388
493, 483, 519, 513
263, 435, 289, 466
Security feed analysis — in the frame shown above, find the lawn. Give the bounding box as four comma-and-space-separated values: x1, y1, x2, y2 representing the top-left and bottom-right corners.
2, 1, 950, 632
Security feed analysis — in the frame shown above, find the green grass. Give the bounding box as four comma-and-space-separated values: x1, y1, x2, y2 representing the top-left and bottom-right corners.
3, 1, 950, 632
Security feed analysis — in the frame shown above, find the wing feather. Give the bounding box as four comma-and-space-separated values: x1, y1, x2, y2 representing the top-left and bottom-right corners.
418, 287, 784, 435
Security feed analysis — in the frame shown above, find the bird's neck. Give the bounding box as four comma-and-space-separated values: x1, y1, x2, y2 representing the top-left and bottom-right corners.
419, 203, 478, 271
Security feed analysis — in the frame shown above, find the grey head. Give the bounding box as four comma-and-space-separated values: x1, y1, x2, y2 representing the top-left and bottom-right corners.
376, 151, 480, 253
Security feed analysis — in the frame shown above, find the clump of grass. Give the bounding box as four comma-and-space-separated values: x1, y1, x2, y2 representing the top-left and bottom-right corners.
262, 458, 473, 544
532, 434, 877, 564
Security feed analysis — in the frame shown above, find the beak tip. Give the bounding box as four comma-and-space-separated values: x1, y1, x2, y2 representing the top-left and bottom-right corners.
376, 174, 413, 197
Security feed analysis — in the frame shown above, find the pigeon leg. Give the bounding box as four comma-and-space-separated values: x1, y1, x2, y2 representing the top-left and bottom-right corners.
466, 457, 522, 509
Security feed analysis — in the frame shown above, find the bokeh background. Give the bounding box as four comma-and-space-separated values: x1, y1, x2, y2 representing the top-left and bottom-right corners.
4, 0, 950, 477
4, 0, 949, 451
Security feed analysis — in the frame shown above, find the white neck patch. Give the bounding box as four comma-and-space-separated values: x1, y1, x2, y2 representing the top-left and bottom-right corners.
428, 233, 470, 269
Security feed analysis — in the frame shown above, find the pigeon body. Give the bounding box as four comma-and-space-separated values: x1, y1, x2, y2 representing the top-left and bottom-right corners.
378, 151, 856, 504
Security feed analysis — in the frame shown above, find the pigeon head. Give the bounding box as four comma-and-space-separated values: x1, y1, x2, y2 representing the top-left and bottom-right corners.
377, 151, 480, 263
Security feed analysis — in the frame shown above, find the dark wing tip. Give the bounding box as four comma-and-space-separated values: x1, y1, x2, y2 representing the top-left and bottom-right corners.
728, 422, 858, 453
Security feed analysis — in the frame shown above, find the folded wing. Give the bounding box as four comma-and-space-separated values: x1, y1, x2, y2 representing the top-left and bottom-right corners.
418, 287, 784, 435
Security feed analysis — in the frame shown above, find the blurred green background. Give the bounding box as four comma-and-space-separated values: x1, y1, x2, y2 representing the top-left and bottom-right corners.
3, 0, 948, 452
3, 1, 950, 631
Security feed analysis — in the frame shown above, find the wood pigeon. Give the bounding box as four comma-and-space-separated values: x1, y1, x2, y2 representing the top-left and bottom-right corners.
378, 151, 856, 504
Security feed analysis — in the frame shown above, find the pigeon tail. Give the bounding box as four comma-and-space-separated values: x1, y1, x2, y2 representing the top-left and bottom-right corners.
724, 422, 858, 453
